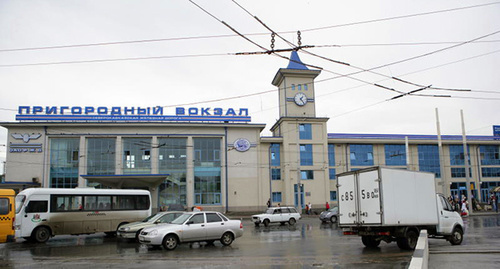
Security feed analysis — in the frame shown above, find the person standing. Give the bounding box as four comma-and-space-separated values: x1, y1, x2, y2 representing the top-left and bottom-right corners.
325, 201, 330, 211
267, 198, 271, 208
308, 202, 312, 215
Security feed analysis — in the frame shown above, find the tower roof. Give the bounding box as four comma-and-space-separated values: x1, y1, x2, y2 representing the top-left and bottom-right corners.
286, 51, 308, 70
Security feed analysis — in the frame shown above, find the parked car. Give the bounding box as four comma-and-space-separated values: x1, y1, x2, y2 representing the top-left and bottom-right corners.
252, 207, 301, 227
117, 211, 183, 241
319, 207, 338, 223
138, 211, 243, 250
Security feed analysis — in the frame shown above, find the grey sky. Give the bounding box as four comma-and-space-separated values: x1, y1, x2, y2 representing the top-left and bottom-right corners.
1, 0, 500, 173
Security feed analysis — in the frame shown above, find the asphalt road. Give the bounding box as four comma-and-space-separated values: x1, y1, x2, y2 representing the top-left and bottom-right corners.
1, 214, 497, 268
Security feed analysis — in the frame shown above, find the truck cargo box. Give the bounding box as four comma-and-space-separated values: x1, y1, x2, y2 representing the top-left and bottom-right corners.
338, 167, 439, 227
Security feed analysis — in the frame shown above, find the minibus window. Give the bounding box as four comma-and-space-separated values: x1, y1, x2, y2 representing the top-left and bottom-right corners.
26, 201, 48, 213
0, 199, 9, 215
15, 195, 26, 214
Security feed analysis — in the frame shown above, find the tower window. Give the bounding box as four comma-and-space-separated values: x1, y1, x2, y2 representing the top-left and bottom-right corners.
304, 84, 308, 91
291, 84, 295, 91
298, 84, 302, 91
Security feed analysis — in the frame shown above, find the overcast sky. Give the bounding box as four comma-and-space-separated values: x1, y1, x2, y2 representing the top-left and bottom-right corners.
1, 0, 500, 173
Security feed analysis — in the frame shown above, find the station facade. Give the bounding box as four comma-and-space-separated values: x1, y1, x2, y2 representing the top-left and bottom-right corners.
2, 52, 500, 212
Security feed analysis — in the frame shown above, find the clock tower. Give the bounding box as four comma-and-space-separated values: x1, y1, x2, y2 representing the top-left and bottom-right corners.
271, 51, 321, 118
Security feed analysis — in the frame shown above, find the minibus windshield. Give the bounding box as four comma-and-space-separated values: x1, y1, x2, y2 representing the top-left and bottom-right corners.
15, 195, 25, 214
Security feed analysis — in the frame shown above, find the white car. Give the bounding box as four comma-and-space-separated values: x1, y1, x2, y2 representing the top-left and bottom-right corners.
252, 207, 301, 227
138, 211, 243, 250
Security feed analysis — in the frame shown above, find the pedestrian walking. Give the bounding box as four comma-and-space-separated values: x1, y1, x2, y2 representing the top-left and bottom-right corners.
325, 201, 330, 211
305, 203, 309, 215
308, 202, 312, 215
267, 198, 271, 208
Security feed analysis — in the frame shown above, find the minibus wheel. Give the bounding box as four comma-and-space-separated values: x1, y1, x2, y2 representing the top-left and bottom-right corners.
32, 226, 51, 243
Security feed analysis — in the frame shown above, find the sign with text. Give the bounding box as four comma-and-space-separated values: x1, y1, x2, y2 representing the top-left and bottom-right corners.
16, 106, 251, 123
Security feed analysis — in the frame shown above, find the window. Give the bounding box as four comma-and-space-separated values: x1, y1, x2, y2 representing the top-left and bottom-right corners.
385, 145, 406, 166
350, 144, 373, 166
301, 170, 314, 180
87, 138, 116, 175
418, 145, 441, 178
123, 138, 152, 174
26, 201, 48, 213
194, 138, 222, 205
206, 213, 223, 223
330, 191, 337, 201
50, 138, 80, 188
299, 124, 312, 140
304, 84, 308, 91
189, 214, 205, 224
51, 195, 83, 212
0, 199, 9, 215
271, 168, 281, 180
329, 168, 336, 180
272, 192, 282, 203
291, 84, 295, 91
300, 144, 313, 166
449, 145, 470, 166
298, 84, 302, 91
480, 145, 500, 165
270, 144, 281, 166
328, 144, 335, 167
158, 138, 187, 171
482, 168, 500, 177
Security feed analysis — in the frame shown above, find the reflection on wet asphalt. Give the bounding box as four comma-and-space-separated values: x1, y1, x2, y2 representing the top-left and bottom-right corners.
0, 218, 415, 268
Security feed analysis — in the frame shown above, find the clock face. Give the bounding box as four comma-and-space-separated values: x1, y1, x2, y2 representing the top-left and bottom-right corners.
233, 138, 251, 152
294, 92, 307, 106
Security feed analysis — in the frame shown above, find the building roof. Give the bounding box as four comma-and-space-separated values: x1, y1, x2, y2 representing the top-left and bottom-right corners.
286, 51, 308, 70
328, 133, 500, 142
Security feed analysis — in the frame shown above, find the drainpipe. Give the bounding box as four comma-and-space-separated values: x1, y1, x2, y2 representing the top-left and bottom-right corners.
224, 127, 229, 213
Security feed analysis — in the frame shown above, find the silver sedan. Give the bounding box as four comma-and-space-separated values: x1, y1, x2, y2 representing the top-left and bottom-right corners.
138, 211, 243, 250
117, 211, 184, 241
319, 207, 339, 223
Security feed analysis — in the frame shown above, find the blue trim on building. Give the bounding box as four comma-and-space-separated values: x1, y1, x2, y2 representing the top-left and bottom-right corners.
328, 133, 498, 141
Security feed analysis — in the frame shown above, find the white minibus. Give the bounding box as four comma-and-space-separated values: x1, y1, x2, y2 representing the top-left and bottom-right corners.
14, 188, 151, 243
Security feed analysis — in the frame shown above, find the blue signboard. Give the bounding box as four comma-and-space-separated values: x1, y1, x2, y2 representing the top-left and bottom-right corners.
16, 106, 251, 123
494, 125, 500, 139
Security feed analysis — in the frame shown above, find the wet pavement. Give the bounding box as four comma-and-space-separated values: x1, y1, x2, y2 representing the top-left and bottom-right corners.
428, 213, 500, 269
2, 214, 497, 268
0, 217, 414, 268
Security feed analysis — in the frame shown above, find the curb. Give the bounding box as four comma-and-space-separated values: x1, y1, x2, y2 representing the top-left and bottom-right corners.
408, 230, 428, 269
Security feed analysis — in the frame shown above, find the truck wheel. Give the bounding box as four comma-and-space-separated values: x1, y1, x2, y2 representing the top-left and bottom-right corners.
263, 219, 270, 227
397, 230, 418, 250
361, 236, 380, 248
449, 227, 463, 245
32, 226, 51, 243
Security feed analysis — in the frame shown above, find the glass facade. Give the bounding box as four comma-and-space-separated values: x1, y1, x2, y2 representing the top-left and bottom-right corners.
385, 144, 406, 166
300, 144, 313, 166
417, 145, 441, 178
50, 138, 80, 188
299, 124, 312, 140
480, 145, 500, 165
194, 138, 221, 205
87, 138, 116, 175
158, 138, 187, 207
350, 144, 373, 166
123, 138, 151, 174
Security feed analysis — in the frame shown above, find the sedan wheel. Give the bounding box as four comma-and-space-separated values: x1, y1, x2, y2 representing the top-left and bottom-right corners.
220, 232, 234, 246
288, 218, 296, 225
162, 234, 179, 251
263, 219, 270, 227
330, 215, 337, 223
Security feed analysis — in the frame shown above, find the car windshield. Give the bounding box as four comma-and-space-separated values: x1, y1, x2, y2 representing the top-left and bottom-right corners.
141, 213, 160, 222
265, 208, 274, 214
170, 213, 192, 224
329, 207, 338, 212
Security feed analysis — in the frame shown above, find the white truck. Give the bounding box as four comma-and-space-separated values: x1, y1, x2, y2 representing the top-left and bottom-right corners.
337, 167, 464, 250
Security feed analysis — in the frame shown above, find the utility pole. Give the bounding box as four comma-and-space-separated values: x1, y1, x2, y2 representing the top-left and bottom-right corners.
461, 110, 474, 215
435, 108, 447, 195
